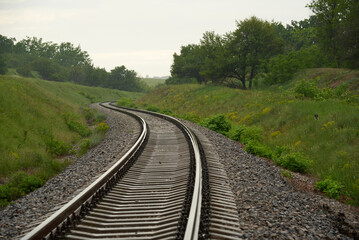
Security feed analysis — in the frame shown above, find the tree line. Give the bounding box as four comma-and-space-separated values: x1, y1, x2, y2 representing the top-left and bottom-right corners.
0, 36, 146, 92
167, 0, 359, 89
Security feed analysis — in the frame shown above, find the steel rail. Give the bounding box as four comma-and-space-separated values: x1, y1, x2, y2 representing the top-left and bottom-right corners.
21, 103, 148, 240
109, 103, 203, 240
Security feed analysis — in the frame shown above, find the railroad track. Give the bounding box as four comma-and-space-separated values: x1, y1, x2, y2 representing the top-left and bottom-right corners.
21, 102, 241, 240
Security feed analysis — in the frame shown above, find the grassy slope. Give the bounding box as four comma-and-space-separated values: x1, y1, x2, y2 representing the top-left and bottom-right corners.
138, 68, 359, 204
0, 75, 143, 182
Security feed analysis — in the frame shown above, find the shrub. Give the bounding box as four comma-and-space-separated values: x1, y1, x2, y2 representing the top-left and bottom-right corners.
200, 114, 232, 135
63, 112, 91, 137
83, 107, 95, 122
159, 109, 173, 115
146, 105, 160, 112
78, 138, 91, 156
13, 172, 44, 194
245, 140, 272, 158
82, 108, 106, 125
0, 172, 45, 207
182, 113, 202, 124
117, 98, 137, 108
294, 80, 319, 99
274, 152, 312, 173
94, 112, 106, 123
316, 178, 343, 199
229, 125, 263, 144
272, 145, 290, 159
45, 136, 70, 156
95, 122, 109, 133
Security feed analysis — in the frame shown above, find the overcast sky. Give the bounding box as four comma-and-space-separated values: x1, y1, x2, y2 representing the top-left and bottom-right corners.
0, 0, 312, 77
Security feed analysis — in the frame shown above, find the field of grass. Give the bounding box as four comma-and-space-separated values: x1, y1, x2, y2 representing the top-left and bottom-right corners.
137, 68, 359, 205
0, 74, 143, 206
141, 78, 166, 88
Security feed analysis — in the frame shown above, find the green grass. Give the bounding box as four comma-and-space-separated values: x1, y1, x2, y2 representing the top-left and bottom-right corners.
141, 78, 166, 88
137, 69, 359, 205
0, 74, 143, 206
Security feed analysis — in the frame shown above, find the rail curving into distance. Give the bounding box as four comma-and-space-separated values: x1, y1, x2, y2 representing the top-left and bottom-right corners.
108, 102, 204, 239
21, 102, 204, 240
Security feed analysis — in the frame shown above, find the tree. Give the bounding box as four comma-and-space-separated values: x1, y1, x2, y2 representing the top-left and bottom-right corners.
0, 35, 15, 53
228, 17, 284, 89
0, 55, 7, 74
340, 0, 359, 68
308, 0, 344, 67
54, 42, 91, 67
199, 31, 230, 85
170, 44, 207, 85
83, 65, 109, 87
32, 57, 61, 80
108, 66, 142, 92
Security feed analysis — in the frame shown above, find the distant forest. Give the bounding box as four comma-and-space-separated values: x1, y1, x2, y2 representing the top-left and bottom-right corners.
0, 36, 147, 92
167, 0, 359, 89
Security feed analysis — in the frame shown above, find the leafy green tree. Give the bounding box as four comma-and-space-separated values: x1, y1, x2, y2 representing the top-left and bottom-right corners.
0, 35, 15, 53
54, 42, 91, 67
308, 0, 344, 67
199, 31, 230, 85
171, 44, 206, 85
228, 17, 284, 89
340, 0, 359, 68
16, 37, 57, 59
83, 65, 109, 87
307, 0, 359, 68
31, 57, 61, 80
69, 65, 86, 84
108, 66, 142, 92
0, 55, 7, 74
265, 45, 326, 84
288, 17, 318, 51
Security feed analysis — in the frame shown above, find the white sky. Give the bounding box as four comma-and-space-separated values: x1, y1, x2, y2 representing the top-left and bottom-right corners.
0, 0, 312, 77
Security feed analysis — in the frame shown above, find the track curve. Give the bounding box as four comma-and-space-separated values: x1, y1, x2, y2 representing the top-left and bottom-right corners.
21, 102, 242, 240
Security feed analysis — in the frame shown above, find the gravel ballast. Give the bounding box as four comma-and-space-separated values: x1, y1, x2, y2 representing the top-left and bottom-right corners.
1, 106, 358, 239
182, 120, 359, 240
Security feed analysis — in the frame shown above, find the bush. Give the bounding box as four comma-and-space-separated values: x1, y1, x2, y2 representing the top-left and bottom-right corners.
12, 172, 44, 194
94, 112, 106, 123
272, 145, 290, 159
159, 109, 173, 115
182, 113, 202, 124
200, 114, 232, 135
95, 122, 109, 133
229, 125, 263, 144
45, 136, 70, 156
146, 105, 160, 112
0, 172, 45, 207
245, 140, 272, 158
63, 112, 91, 137
316, 178, 343, 199
117, 98, 137, 108
274, 152, 312, 173
78, 138, 91, 156
294, 80, 319, 99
